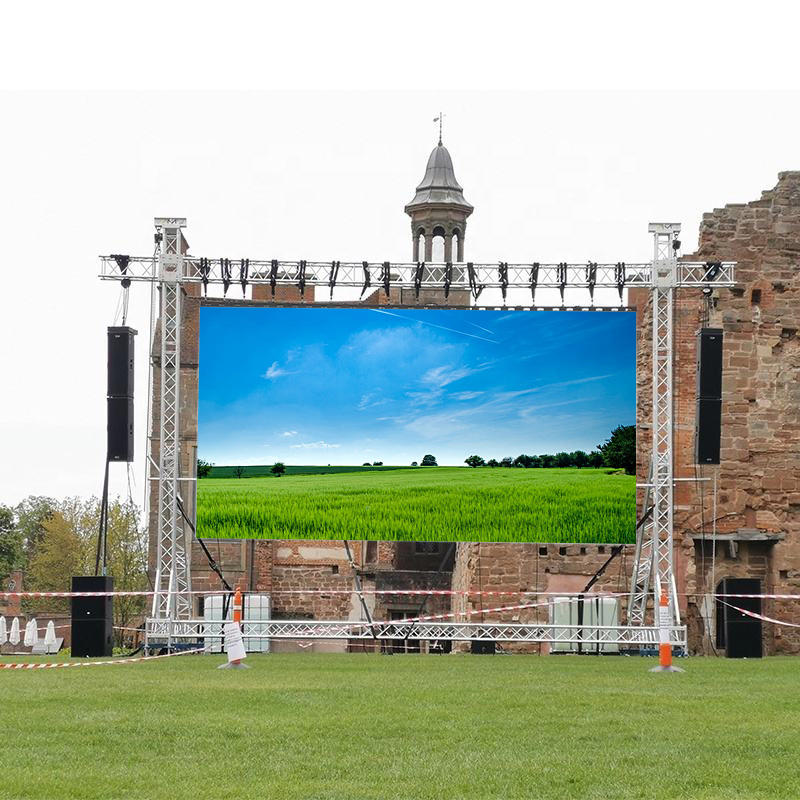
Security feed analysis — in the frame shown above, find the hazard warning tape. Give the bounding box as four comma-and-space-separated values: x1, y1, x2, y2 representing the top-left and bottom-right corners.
0, 647, 205, 670
6, 589, 800, 600
718, 600, 800, 629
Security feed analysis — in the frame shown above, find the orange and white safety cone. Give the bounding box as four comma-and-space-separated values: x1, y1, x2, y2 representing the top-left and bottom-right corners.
649, 593, 684, 673
218, 587, 249, 670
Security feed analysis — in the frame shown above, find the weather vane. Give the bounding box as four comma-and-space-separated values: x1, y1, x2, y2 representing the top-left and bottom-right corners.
433, 112, 445, 145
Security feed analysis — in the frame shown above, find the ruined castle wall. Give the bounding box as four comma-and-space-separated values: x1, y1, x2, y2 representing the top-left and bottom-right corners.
451, 172, 800, 656
675, 171, 800, 654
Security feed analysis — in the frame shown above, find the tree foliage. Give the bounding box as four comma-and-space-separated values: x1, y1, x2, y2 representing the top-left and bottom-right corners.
197, 459, 213, 478
0, 504, 24, 580
15, 495, 56, 559
421, 454, 438, 466
270, 462, 286, 477
464, 455, 486, 468
19, 497, 148, 644
597, 425, 636, 474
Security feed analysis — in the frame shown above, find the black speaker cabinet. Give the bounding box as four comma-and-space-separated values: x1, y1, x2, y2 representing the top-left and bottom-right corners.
697, 327, 723, 399
107, 326, 136, 398
71, 576, 114, 658
471, 640, 496, 655
107, 396, 134, 462
696, 398, 722, 464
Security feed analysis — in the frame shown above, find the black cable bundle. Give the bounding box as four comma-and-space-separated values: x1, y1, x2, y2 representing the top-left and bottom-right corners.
239, 258, 249, 296
530, 262, 539, 304
414, 262, 424, 299
499, 262, 508, 302
199, 257, 211, 296
269, 259, 278, 298
329, 260, 340, 299
558, 262, 567, 305
360, 261, 371, 299
298, 260, 307, 297
382, 262, 390, 297
444, 261, 452, 299
615, 262, 626, 304
586, 261, 597, 304
467, 262, 484, 301
221, 258, 232, 296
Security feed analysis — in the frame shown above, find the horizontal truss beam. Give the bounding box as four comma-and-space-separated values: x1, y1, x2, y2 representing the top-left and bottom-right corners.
100, 257, 735, 292
146, 618, 687, 647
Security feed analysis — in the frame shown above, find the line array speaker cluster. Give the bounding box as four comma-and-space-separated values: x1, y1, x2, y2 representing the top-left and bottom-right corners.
107, 326, 137, 462
695, 327, 723, 464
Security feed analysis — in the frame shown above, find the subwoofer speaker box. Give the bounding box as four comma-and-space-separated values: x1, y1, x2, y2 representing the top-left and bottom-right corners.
696, 398, 722, 464
71, 576, 113, 657
107, 396, 134, 462
107, 326, 136, 398
471, 640, 496, 655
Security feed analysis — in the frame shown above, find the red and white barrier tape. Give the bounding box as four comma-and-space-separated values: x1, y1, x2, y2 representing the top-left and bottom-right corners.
718, 600, 800, 629
6, 589, 800, 600
0, 647, 205, 670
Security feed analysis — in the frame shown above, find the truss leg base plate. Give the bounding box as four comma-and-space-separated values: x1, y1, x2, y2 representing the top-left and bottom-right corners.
217, 662, 250, 669
649, 665, 685, 673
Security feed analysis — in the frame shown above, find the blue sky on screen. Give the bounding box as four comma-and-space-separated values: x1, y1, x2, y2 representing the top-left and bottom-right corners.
198, 308, 635, 467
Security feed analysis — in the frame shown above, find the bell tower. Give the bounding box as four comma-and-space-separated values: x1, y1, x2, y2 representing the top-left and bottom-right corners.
404, 134, 474, 264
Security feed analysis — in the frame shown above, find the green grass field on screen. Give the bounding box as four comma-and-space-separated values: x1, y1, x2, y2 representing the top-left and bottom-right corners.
197, 465, 635, 543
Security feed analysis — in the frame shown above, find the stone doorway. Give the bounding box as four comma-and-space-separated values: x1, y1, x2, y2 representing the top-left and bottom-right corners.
716, 578, 763, 658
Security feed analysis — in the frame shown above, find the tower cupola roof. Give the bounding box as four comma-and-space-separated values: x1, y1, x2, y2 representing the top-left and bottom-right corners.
404, 143, 473, 213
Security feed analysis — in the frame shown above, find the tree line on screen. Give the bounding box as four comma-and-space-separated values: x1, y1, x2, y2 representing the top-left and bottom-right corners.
197, 425, 635, 478
462, 425, 635, 474
461, 425, 635, 474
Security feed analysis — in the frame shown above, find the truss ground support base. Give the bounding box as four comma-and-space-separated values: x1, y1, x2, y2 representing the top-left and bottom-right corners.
217, 662, 250, 669
649, 664, 685, 673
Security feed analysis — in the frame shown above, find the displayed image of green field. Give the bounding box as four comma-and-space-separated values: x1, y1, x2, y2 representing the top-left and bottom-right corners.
197, 464, 636, 543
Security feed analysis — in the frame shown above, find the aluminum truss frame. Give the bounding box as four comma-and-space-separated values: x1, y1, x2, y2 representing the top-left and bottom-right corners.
100, 255, 734, 294
150, 219, 192, 620
99, 219, 735, 637
146, 617, 687, 648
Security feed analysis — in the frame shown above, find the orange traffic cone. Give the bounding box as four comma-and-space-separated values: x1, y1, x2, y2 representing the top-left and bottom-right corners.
649, 593, 684, 672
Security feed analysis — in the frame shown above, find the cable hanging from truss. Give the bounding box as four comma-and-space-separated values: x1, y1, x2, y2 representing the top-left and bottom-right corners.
359, 261, 371, 298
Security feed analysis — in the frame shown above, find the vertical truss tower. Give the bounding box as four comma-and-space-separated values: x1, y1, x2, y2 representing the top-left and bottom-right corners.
150, 218, 192, 620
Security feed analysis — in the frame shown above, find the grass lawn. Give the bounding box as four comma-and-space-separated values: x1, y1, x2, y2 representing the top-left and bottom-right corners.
2, 653, 799, 799
197, 467, 635, 543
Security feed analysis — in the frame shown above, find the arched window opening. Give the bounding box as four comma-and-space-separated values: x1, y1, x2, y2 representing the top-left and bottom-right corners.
452, 228, 462, 262
414, 228, 426, 262
432, 225, 446, 262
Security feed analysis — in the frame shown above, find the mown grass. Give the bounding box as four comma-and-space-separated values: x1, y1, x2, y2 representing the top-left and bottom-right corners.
1, 653, 799, 800
197, 467, 635, 543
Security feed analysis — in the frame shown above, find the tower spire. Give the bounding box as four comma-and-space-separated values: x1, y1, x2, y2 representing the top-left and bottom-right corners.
433, 112, 444, 145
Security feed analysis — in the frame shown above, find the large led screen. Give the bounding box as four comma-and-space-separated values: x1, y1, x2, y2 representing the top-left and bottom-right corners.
197, 307, 636, 543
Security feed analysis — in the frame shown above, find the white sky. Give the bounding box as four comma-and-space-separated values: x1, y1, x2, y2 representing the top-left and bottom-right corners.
0, 2, 798, 507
